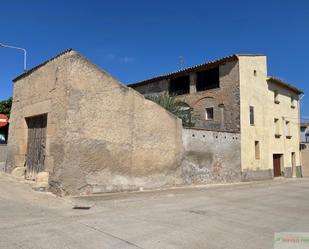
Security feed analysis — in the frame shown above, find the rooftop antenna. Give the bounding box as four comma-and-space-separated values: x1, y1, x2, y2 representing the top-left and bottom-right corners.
178, 56, 185, 69
0, 42, 27, 72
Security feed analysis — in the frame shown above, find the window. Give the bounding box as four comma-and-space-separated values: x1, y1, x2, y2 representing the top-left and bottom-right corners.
274, 118, 281, 137
205, 107, 214, 120
291, 152, 296, 172
285, 121, 291, 138
274, 90, 280, 104
169, 75, 190, 96
255, 141, 260, 160
196, 67, 219, 92
250, 106, 254, 125
291, 96, 296, 108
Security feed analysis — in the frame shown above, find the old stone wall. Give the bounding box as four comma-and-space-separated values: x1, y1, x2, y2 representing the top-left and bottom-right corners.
182, 128, 241, 183
0, 145, 7, 171
301, 144, 309, 177
7, 50, 184, 195
130, 60, 241, 132
51, 53, 184, 194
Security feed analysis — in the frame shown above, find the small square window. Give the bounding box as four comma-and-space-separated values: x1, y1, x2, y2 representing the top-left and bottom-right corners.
205, 108, 214, 120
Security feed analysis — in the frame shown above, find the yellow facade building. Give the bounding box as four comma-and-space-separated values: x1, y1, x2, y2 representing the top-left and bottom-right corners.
239, 56, 303, 179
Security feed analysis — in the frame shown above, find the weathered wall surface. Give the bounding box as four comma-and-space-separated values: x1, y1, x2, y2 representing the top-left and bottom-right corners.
7, 50, 184, 195
131, 61, 241, 132
0, 145, 7, 171
52, 53, 184, 194
301, 144, 309, 177
182, 128, 241, 183
6, 51, 72, 177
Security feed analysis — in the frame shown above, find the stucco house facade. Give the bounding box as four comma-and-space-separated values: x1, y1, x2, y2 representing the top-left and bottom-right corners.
129, 54, 303, 180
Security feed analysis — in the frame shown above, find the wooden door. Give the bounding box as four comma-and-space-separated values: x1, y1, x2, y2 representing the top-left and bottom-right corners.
273, 154, 282, 177
25, 114, 47, 180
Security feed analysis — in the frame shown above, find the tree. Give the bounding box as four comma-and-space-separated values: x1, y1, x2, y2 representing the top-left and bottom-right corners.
0, 97, 12, 117
146, 94, 195, 127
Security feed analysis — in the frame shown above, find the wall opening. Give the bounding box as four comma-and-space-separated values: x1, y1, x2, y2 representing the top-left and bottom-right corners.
290, 96, 296, 108
274, 90, 280, 104
285, 121, 291, 138
274, 118, 280, 137
291, 152, 296, 177
273, 154, 283, 177
205, 107, 214, 120
250, 106, 255, 125
169, 75, 190, 96
255, 141, 260, 160
25, 114, 48, 180
196, 67, 219, 92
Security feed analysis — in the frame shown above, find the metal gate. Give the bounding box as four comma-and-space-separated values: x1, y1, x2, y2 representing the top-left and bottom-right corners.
25, 114, 47, 180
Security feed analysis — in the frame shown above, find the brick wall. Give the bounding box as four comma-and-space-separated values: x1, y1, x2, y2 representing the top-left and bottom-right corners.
130, 60, 241, 132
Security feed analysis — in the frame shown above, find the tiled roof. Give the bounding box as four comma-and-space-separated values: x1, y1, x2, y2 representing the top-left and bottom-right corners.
13, 48, 74, 82
267, 76, 303, 94
128, 54, 265, 87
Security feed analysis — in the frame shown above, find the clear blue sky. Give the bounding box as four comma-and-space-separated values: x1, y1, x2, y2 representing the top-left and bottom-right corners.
0, 0, 308, 119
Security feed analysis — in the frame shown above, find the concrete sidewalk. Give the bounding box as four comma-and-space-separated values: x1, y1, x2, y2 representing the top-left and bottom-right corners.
1, 173, 309, 249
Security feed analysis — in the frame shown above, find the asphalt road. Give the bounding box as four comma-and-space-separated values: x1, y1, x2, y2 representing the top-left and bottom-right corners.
1, 172, 309, 249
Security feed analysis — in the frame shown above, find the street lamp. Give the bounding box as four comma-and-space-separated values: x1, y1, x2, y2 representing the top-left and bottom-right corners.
0, 42, 27, 72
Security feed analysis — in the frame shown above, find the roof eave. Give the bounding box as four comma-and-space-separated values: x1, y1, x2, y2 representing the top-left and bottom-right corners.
128, 54, 240, 87
267, 76, 303, 95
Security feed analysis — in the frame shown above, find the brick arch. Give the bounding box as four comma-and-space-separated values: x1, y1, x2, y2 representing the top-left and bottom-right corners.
192, 96, 216, 108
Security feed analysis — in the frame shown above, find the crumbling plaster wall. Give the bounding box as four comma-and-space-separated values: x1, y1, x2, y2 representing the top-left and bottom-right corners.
182, 128, 241, 183
6, 52, 72, 177
53, 53, 184, 194
7, 50, 184, 195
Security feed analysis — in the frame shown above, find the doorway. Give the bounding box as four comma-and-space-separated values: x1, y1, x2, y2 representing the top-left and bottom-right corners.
25, 114, 47, 180
291, 152, 296, 177
273, 154, 282, 177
